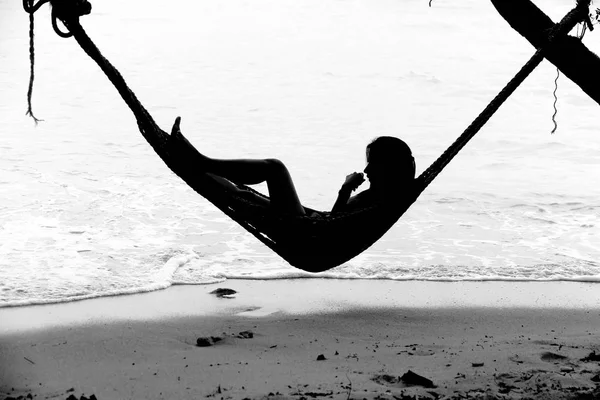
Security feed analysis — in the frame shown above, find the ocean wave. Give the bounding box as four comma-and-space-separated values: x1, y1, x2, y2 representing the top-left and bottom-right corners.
3, 253, 600, 309
4, 273, 600, 309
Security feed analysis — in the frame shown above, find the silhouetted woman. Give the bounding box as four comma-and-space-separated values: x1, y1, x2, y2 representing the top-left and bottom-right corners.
174, 130, 415, 216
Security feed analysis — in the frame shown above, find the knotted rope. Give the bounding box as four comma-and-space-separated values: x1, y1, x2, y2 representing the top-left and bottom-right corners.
416, 0, 591, 192
22, 0, 91, 124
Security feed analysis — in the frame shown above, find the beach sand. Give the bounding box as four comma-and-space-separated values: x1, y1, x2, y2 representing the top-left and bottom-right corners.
1, 280, 600, 400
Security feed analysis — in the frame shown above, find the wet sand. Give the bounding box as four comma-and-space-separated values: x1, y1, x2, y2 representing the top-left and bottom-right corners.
1, 280, 600, 399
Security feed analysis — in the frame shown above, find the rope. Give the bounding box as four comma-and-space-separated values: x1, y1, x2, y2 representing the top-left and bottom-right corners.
415, 1, 590, 193
23, 0, 49, 124
551, 68, 560, 134
52, 13, 74, 38
21, 0, 592, 270
63, 20, 162, 145
22, 0, 91, 124
22, 0, 50, 14
416, 48, 545, 190
26, 0, 590, 203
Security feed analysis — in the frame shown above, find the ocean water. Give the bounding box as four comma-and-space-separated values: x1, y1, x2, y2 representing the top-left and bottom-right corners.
1, 0, 600, 307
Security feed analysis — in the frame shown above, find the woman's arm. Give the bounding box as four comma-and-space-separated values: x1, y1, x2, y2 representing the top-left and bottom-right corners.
331, 186, 353, 213
331, 172, 365, 213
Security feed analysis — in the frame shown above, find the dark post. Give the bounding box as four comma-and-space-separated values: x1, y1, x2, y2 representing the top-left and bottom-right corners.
490, 0, 600, 106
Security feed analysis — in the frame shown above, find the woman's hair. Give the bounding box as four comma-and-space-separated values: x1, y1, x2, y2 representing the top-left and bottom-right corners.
366, 136, 416, 180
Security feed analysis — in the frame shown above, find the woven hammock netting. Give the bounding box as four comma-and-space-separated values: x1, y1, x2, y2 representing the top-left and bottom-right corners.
23, 0, 591, 272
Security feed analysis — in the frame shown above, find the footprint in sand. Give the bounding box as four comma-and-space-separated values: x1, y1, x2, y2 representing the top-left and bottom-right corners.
509, 355, 524, 364
403, 349, 436, 356
496, 369, 597, 397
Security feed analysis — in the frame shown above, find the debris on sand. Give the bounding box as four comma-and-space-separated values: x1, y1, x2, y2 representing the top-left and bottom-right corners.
196, 336, 223, 347
581, 351, 600, 362
65, 395, 98, 400
372, 370, 436, 389
400, 370, 437, 388
236, 330, 254, 339
209, 288, 237, 298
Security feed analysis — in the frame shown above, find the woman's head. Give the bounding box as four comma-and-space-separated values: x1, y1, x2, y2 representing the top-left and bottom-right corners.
364, 136, 415, 187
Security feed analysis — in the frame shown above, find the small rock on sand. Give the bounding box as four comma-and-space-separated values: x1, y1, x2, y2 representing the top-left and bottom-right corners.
581, 351, 600, 362
237, 330, 254, 339
209, 288, 237, 298
400, 370, 436, 388
196, 336, 223, 347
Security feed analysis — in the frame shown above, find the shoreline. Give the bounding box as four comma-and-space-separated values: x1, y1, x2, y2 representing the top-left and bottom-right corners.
2, 280, 600, 334
2, 280, 600, 399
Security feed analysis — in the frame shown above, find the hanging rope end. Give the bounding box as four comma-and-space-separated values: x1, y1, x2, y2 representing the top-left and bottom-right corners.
550, 68, 560, 134
25, 108, 43, 125
23, 0, 94, 126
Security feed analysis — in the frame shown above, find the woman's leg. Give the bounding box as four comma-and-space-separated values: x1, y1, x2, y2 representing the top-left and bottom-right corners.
206, 173, 271, 208
169, 120, 304, 215
206, 158, 305, 216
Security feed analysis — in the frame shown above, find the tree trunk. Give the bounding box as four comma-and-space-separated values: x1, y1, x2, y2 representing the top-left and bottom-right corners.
490, 0, 600, 106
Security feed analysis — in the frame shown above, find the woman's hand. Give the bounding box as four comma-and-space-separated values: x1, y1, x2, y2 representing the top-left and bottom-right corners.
342, 172, 365, 192
332, 172, 365, 213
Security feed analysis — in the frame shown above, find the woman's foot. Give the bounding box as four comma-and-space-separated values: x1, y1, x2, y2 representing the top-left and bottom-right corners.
168, 117, 211, 169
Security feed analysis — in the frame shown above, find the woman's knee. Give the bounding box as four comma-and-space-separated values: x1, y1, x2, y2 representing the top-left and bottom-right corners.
264, 158, 289, 175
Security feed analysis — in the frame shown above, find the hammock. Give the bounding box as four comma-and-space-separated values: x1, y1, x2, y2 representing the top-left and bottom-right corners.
24, 0, 589, 272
